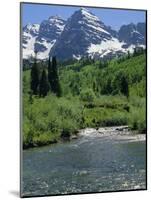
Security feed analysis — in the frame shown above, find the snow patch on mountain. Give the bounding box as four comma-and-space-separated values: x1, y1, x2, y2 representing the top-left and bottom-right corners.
87, 38, 126, 58
23, 37, 36, 59
73, 54, 82, 60
22, 16, 65, 60
86, 23, 110, 35
81, 7, 100, 22
23, 23, 40, 35
36, 39, 56, 60
22, 24, 40, 59
127, 44, 145, 53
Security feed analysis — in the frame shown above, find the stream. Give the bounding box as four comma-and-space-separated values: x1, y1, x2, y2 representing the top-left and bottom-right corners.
22, 126, 146, 197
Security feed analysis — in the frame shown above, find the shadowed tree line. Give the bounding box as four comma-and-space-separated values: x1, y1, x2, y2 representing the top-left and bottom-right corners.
30, 48, 146, 99
30, 55, 61, 97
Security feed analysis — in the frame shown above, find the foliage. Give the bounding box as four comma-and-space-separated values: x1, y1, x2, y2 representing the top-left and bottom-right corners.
112, 71, 129, 97
80, 89, 95, 103
23, 94, 83, 148
23, 51, 146, 148
128, 106, 146, 133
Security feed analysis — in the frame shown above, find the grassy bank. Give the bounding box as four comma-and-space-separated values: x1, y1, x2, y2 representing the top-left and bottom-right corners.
23, 53, 146, 149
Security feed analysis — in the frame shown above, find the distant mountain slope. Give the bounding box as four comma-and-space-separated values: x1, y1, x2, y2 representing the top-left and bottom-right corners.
22, 16, 66, 60
119, 23, 146, 47
35, 16, 66, 59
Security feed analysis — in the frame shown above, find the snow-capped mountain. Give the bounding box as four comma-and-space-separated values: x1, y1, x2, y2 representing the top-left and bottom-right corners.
22, 16, 66, 60
50, 8, 120, 60
22, 8, 146, 60
23, 23, 40, 59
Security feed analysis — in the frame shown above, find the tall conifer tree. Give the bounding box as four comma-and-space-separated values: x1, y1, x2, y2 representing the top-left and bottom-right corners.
48, 56, 61, 97
48, 56, 53, 91
30, 52, 39, 95
121, 75, 129, 98
39, 69, 49, 97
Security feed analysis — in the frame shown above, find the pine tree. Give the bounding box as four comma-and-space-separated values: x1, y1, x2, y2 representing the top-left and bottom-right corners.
112, 71, 129, 97
39, 69, 49, 97
51, 56, 62, 97
48, 56, 53, 91
106, 78, 112, 94
133, 48, 137, 57
30, 55, 40, 95
121, 75, 129, 98
127, 50, 130, 59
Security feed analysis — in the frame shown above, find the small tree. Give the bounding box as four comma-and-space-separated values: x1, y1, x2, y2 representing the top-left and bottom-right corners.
121, 75, 129, 98
39, 69, 49, 97
133, 48, 137, 57
99, 61, 108, 69
112, 71, 129, 97
106, 78, 112, 94
127, 50, 130, 59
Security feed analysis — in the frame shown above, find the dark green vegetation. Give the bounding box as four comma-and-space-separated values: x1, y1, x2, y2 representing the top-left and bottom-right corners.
23, 50, 146, 149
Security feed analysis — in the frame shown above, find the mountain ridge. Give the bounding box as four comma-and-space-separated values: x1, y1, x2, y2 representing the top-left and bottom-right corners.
22, 8, 146, 60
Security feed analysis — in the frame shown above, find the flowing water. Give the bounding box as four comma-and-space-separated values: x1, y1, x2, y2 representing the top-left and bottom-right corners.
22, 128, 146, 197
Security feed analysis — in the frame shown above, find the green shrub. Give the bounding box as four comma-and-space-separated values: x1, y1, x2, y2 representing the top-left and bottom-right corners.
33, 132, 57, 147
83, 107, 128, 128
129, 106, 146, 133
80, 88, 95, 102
23, 94, 83, 148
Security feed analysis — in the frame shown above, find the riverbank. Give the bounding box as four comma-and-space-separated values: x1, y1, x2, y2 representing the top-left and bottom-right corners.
78, 126, 146, 142
23, 126, 146, 149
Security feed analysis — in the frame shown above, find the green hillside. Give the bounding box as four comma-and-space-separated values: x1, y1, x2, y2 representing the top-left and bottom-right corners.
23, 52, 146, 149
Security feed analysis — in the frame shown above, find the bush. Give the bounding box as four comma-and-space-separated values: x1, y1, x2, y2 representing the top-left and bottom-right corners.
83, 107, 128, 128
23, 94, 83, 148
23, 124, 34, 148
80, 89, 95, 102
128, 106, 146, 133
33, 132, 57, 147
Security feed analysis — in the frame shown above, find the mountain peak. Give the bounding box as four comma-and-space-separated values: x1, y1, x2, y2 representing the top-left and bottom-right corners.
23, 23, 40, 34
24, 23, 32, 30
48, 15, 64, 21
22, 8, 146, 60
76, 7, 100, 22
80, 7, 90, 13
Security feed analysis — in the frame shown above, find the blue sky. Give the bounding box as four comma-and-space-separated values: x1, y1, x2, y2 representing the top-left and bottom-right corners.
22, 3, 146, 31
